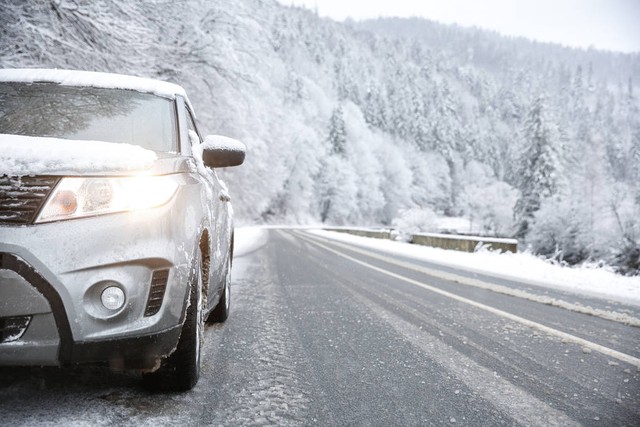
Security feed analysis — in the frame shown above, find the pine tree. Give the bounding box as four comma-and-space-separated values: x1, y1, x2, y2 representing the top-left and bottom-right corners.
630, 115, 640, 205
587, 62, 594, 92
328, 105, 347, 156
514, 95, 562, 239
410, 92, 429, 151
363, 86, 388, 130
429, 82, 464, 215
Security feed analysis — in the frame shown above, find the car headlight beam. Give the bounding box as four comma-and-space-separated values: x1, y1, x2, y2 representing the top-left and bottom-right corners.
36, 175, 179, 223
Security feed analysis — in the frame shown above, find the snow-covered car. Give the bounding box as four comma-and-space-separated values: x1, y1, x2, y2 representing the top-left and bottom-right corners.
0, 69, 245, 391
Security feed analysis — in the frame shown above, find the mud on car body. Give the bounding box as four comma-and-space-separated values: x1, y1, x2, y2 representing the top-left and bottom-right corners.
0, 69, 245, 391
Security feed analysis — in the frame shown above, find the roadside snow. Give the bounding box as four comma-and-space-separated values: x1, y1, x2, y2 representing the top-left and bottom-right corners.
234, 226, 268, 258
309, 230, 640, 306
0, 134, 156, 176
434, 216, 479, 234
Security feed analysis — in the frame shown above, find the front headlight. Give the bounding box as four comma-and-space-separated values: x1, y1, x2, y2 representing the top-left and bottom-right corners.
36, 175, 179, 223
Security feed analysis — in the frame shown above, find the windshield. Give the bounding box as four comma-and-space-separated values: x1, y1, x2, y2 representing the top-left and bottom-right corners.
0, 82, 177, 152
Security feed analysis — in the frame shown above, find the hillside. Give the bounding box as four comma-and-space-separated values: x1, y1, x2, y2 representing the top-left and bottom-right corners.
1, 0, 639, 272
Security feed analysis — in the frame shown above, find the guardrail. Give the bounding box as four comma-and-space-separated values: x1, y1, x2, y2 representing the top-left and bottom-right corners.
410, 232, 517, 253
324, 228, 517, 253
323, 228, 394, 240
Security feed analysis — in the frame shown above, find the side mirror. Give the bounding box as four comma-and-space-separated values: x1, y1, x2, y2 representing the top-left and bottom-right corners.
201, 135, 246, 168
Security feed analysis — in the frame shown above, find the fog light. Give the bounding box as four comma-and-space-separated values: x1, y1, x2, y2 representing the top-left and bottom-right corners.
101, 286, 125, 311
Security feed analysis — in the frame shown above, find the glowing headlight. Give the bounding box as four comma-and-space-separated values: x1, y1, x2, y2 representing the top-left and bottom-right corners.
36, 175, 179, 223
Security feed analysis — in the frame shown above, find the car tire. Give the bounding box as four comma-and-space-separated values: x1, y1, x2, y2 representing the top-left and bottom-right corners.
206, 252, 231, 323
142, 248, 204, 392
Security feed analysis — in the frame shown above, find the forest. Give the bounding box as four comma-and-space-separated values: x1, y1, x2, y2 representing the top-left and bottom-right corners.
1, 0, 639, 274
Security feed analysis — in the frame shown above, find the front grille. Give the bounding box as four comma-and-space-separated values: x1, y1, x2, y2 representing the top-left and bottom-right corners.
0, 316, 32, 343
0, 176, 59, 225
144, 269, 170, 317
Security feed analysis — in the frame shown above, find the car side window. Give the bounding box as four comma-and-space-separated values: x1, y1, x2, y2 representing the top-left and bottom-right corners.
186, 110, 201, 147
186, 108, 220, 177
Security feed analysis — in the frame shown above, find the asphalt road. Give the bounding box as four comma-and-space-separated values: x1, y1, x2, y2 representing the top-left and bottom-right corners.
1, 229, 639, 426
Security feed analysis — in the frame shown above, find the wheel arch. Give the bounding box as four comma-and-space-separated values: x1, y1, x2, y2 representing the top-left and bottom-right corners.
198, 228, 211, 308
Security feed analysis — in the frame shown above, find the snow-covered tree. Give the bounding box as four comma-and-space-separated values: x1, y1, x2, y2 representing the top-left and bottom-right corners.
3, 0, 639, 272
514, 95, 562, 239
328, 105, 347, 156
316, 156, 359, 224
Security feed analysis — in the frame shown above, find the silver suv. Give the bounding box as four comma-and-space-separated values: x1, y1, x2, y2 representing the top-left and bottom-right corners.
0, 69, 245, 391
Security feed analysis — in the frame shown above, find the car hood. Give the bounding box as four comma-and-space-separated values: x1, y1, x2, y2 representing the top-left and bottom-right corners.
0, 133, 190, 177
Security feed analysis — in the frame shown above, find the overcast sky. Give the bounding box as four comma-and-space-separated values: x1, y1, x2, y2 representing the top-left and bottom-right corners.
275, 0, 640, 53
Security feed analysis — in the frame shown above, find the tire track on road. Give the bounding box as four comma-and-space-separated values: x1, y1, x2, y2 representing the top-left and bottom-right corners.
300, 231, 640, 327
201, 253, 313, 426
296, 231, 640, 369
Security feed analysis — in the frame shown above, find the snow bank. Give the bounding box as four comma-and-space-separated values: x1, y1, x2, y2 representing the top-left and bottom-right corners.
0, 134, 157, 176
309, 229, 640, 306
234, 226, 268, 258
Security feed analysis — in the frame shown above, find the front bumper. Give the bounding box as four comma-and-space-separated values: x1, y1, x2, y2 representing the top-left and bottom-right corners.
0, 175, 207, 368
0, 254, 183, 370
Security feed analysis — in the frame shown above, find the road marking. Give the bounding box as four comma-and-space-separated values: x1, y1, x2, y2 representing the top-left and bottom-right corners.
298, 231, 640, 328
295, 231, 640, 369
345, 289, 581, 427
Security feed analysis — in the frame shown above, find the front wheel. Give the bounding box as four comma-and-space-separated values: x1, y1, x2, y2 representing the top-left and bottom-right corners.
142, 249, 204, 392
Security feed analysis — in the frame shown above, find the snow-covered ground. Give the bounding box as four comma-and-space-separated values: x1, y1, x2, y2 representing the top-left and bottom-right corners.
307, 229, 640, 307
234, 226, 269, 257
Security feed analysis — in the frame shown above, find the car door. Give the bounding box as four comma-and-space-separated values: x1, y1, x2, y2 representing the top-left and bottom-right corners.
185, 108, 232, 307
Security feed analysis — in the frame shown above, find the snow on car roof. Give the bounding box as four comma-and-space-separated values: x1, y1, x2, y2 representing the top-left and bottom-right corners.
0, 68, 188, 100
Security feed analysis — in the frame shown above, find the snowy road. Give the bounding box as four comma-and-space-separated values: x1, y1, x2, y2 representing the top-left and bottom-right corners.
1, 229, 639, 426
